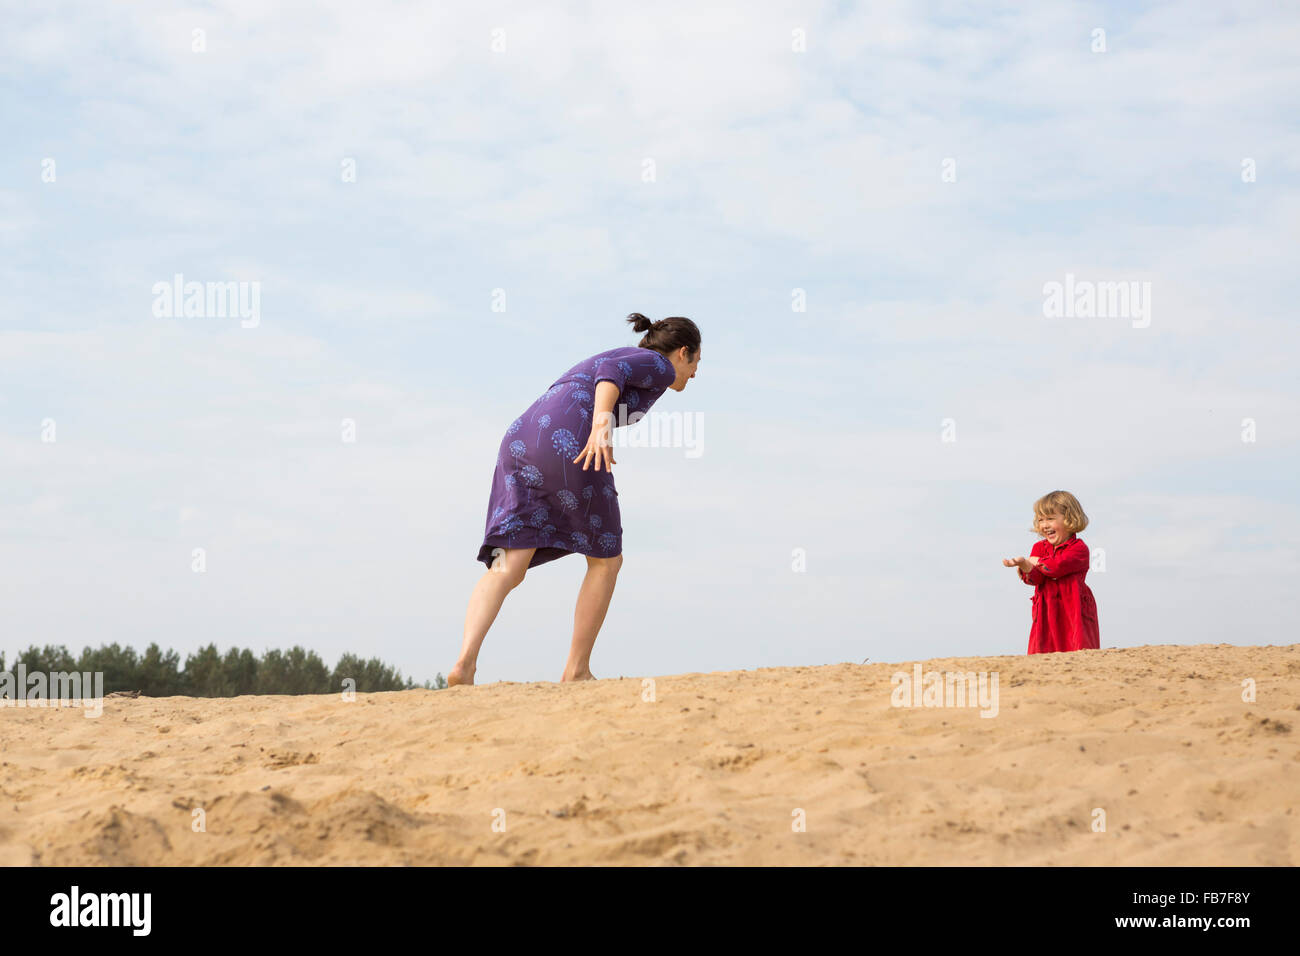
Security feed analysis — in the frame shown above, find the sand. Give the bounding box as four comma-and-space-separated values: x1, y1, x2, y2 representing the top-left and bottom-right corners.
1, 643, 1296, 866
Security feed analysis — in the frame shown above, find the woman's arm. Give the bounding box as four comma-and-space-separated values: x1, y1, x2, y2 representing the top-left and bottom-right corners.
573, 380, 620, 472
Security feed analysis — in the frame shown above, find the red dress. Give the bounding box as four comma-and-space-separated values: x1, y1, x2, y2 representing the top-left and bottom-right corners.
1018, 535, 1100, 654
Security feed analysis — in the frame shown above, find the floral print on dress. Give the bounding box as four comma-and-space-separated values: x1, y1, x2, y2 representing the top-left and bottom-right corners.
477, 346, 678, 570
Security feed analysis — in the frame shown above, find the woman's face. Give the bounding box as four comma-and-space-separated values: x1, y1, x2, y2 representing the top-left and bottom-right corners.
669, 346, 701, 391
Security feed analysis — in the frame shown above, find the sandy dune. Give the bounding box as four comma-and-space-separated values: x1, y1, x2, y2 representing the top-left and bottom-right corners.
1, 643, 1296, 865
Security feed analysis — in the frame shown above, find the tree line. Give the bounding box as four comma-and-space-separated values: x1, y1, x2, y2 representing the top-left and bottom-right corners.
0, 643, 446, 697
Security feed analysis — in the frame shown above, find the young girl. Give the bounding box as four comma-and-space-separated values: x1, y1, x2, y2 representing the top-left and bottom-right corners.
1003, 490, 1100, 654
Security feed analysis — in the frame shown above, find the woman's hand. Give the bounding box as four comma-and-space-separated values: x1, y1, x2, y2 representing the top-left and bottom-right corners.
573, 412, 616, 471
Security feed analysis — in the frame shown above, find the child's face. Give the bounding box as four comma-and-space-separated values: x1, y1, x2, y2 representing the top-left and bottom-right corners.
1036, 511, 1072, 545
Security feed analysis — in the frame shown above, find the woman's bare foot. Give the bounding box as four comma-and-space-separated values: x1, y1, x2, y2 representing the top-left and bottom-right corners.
448, 662, 476, 686
561, 668, 596, 682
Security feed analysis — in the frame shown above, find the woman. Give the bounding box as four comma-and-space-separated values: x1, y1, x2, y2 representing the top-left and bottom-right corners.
449, 313, 702, 686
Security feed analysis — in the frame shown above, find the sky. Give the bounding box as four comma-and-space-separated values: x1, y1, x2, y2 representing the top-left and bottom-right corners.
2, 0, 1298, 685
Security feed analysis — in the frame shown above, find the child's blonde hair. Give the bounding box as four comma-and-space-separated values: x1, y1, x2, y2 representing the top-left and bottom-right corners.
1031, 490, 1089, 534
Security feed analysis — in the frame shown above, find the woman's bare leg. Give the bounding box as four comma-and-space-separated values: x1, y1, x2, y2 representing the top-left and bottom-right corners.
449, 547, 536, 686
562, 553, 623, 682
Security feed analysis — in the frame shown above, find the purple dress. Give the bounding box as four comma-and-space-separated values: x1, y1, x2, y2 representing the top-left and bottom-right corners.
476, 346, 677, 570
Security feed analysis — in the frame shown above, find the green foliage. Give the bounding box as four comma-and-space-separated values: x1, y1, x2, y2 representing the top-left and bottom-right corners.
183, 644, 233, 697
2, 642, 441, 699
222, 647, 258, 696
330, 653, 439, 693
256, 646, 331, 696
76, 643, 140, 693
137, 643, 184, 697
14, 644, 77, 674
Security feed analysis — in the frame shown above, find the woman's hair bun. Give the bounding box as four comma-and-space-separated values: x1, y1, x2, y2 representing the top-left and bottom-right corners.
626, 312, 701, 358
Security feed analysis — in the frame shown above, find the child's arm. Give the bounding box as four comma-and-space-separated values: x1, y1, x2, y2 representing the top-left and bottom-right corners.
1032, 541, 1089, 581
1003, 558, 1038, 584
1003, 547, 1042, 585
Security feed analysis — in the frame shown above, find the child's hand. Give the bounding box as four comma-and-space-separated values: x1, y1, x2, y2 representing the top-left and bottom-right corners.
1002, 558, 1019, 568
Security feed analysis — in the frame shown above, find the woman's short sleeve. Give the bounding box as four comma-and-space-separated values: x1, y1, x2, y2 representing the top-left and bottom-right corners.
593, 350, 674, 393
